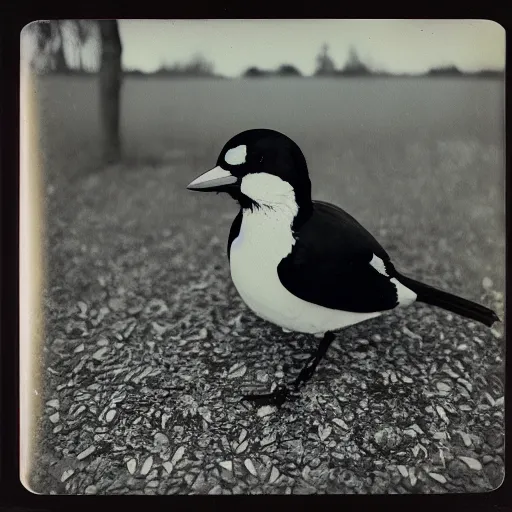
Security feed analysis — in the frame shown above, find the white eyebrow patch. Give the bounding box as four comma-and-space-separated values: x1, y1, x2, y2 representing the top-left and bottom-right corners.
225, 145, 247, 165
370, 254, 389, 276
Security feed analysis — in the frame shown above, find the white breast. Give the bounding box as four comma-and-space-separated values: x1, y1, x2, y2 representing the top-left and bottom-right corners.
229, 205, 383, 335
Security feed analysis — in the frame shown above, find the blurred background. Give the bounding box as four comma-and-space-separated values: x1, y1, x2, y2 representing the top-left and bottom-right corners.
20, 20, 506, 495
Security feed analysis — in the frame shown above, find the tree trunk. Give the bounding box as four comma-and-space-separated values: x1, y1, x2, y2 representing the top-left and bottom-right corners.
98, 20, 123, 164
54, 21, 68, 73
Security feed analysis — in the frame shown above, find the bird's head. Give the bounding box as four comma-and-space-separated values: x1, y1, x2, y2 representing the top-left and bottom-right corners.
187, 129, 312, 213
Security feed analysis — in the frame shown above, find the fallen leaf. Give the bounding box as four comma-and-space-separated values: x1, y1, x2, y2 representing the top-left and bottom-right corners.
269, 467, 279, 484
235, 440, 249, 454
458, 456, 482, 471
127, 459, 136, 474
171, 446, 185, 465
397, 465, 408, 478
318, 425, 332, 441
429, 472, 447, 484
162, 462, 174, 474
219, 461, 232, 472
436, 405, 449, 424
257, 406, 275, 418
244, 459, 258, 477
77, 445, 96, 460
141, 455, 153, 475
61, 469, 74, 482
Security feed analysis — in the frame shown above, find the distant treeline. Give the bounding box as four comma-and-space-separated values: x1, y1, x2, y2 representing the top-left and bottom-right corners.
54, 66, 504, 79
238, 46, 503, 79
37, 42, 504, 80
146, 53, 225, 78
424, 66, 503, 78
240, 66, 503, 79
120, 44, 505, 79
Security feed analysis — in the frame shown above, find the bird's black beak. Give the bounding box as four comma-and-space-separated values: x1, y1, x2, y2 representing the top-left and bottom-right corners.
187, 166, 238, 192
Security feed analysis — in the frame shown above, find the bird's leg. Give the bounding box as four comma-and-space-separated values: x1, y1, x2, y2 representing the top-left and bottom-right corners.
293, 332, 336, 390
241, 332, 336, 407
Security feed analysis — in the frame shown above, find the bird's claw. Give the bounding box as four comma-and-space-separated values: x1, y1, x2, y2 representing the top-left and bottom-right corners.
293, 363, 317, 390
241, 385, 291, 408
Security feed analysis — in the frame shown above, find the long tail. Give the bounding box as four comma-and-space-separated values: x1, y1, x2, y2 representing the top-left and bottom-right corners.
396, 273, 500, 328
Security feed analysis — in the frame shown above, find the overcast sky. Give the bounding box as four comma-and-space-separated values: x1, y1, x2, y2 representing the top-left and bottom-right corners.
115, 19, 505, 76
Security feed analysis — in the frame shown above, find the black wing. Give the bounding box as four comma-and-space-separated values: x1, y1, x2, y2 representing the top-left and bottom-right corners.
277, 200, 400, 313
227, 209, 243, 261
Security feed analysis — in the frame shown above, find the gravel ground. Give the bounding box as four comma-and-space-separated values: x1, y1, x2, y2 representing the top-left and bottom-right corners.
28, 77, 505, 495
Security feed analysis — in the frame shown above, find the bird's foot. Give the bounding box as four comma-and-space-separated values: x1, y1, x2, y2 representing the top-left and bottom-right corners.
241, 385, 292, 408
293, 361, 318, 390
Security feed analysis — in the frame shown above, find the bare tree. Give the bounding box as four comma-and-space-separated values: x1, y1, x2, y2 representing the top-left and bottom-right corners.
29, 20, 68, 73
98, 20, 123, 163
315, 43, 336, 76
53, 21, 68, 73
27, 20, 123, 164
340, 46, 370, 76
185, 52, 214, 76
70, 20, 96, 72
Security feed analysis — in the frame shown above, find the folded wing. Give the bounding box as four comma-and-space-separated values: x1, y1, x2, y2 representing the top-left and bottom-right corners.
277, 200, 401, 313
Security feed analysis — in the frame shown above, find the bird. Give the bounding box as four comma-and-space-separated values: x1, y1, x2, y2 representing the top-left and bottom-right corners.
187, 128, 500, 407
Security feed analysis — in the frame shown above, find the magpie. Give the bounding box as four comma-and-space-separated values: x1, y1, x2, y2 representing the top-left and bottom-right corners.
187, 128, 500, 406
